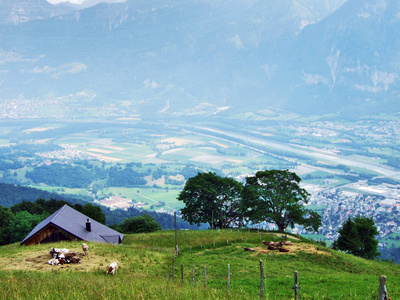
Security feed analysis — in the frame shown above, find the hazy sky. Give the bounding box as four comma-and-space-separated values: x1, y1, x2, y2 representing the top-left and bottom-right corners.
46, 0, 125, 4
47, 0, 85, 4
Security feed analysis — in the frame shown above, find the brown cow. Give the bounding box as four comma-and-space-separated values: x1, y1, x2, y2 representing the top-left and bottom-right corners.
70, 256, 81, 264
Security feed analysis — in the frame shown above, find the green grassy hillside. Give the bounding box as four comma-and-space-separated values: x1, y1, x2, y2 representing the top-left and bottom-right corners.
0, 230, 399, 299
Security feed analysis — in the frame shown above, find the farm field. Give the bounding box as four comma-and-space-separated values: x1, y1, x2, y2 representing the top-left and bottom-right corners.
0, 230, 399, 299
1, 118, 400, 229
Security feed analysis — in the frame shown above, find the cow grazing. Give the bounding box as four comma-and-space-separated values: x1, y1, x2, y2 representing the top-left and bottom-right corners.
82, 243, 89, 256
107, 262, 118, 275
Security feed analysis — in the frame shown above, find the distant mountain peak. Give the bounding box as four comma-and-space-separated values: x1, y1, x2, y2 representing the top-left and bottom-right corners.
1, 0, 398, 118
0, 0, 77, 25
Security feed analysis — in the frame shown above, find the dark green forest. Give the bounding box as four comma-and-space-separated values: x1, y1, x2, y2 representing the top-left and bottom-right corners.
0, 182, 204, 246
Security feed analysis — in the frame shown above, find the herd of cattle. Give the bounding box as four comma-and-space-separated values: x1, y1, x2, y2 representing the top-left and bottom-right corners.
47, 243, 118, 275
45, 239, 293, 273
244, 240, 293, 253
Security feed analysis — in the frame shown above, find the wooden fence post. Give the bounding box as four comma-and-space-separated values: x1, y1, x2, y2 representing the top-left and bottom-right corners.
259, 259, 264, 299
174, 212, 178, 254
227, 264, 231, 292
181, 263, 184, 283
379, 275, 388, 300
204, 266, 207, 288
293, 271, 299, 300
192, 265, 195, 286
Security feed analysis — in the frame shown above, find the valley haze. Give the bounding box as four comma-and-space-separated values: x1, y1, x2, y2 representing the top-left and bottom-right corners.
0, 0, 400, 258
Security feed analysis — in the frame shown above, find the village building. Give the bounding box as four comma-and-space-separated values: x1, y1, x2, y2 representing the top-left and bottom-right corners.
20, 204, 124, 246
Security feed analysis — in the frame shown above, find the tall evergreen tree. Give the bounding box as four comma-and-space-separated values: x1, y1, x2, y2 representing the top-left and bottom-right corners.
333, 216, 380, 260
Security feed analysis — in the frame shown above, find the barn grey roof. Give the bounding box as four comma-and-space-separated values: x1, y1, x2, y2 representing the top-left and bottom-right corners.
20, 204, 124, 245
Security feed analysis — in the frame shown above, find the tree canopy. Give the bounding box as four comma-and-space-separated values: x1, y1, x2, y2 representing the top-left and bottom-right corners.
241, 170, 321, 232
0, 206, 13, 245
177, 172, 243, 229
333, 216, 380, 260
117, 214, 161, 233
9, 211, 43, 243
81, 203, 106, 225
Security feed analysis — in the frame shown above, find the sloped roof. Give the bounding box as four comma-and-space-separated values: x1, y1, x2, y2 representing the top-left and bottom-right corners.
21, 204, 124, 245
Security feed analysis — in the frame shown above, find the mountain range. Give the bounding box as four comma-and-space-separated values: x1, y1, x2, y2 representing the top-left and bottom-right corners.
0, 0, 398, 119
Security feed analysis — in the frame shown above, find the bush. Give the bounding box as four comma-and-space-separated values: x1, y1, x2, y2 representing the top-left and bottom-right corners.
118, 214, 162, 233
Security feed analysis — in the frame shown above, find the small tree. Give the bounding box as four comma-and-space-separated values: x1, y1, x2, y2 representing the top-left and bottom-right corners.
333, 216, 380, 260
241, 170, 321, 232
118, 214, 161, 233
178, 172, 243, 229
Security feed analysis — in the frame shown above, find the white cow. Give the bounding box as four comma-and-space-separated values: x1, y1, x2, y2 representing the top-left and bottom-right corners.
47, 258, 59, 265
107, 262, 118, 275
49, 247, 69, 258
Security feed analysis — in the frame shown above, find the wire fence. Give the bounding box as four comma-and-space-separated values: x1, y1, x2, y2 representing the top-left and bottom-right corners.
168, 260, 390, 299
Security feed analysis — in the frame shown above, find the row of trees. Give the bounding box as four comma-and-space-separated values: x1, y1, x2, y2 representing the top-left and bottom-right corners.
177, 170, 321, 232
0, 199, 106, 245
0, 198, 164, 246
178, 170, 381, 260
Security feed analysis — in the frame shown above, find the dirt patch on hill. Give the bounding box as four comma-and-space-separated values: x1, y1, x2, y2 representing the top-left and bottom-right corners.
269, 233, 300, 240
242, 242, 330, 256
0, 249, 121, 273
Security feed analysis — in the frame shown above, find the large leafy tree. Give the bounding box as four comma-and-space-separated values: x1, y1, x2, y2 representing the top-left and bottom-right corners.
333, 216, 380, 260
178, 172, 243, 229
241, 169, 321, 232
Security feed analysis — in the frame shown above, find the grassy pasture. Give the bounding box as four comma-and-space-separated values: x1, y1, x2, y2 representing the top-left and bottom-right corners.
1, 230, 400, 299
101, 187, 182, 211
380, 232, 400, 248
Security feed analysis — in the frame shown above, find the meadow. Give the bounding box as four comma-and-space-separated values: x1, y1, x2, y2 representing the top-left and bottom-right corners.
0, 230, 399, 299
